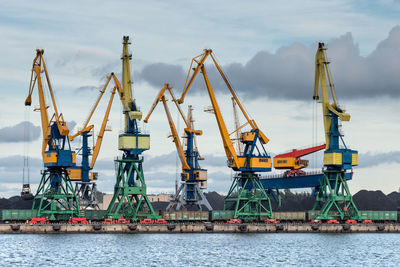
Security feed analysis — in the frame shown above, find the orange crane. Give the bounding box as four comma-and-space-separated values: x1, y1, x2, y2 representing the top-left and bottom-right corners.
144, 84, 211, 210
273, 144, 326, 177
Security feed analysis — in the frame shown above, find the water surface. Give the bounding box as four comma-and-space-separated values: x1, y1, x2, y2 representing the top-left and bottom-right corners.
0, 233, 398, 266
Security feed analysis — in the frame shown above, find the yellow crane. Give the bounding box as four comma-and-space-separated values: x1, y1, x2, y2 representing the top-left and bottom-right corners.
67, 73, 123, 209
178, 49, 273, 220
25, 49, 79, 220
312, 42, 360, 221
106, 36, 158, 220
144, 84, 211, 210
25, 50, 72, 162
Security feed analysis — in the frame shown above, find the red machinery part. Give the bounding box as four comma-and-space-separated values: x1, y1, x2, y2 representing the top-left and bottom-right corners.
226, 218, 242, 224
264, 219, 279, 224
116, 218, 130, 224
69, 217, 88, 224
362, 219, 373, 224
326, 219, 339, 224
139, 219, 155, 224
275, 144, 326, 159
29, 217, 49, 224
103, 218, 116, 224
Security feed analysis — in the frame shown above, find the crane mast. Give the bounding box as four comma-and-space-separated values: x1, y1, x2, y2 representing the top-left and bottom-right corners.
144, 84, 211, 211
312, 42, 361, 221
25, 49, 80, 220
178, 49, 273, 221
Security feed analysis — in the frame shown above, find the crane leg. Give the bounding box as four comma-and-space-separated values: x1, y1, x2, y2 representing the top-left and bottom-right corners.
106, 157, 159, 221
312, 170, 363, 221
224, 173, 273, 222
32, 168, 80, 220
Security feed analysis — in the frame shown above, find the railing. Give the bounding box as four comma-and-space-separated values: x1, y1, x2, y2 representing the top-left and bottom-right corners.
261, 169, 324, 180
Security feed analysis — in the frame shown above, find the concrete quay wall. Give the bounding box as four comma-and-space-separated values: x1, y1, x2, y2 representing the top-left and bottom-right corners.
1, 223, 400, 234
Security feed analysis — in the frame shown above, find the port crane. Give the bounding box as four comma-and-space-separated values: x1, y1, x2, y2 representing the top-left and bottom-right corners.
25, 49, 80, 220
273, 144, 326, 177
68, 73, 123, 209
178, 49, 273, 221
312, 42, 361, 220
144, 84, 212, 211
106, 36, 158, 221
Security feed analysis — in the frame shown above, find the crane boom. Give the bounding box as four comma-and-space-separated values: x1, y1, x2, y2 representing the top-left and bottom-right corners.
178, 49, 271, 172
90, 84, 118, 169
275, 144, 326, 159
25, 49, 70, 159
314, 43, 350, 150
68, 73, 123, 181
201, 66, 239, 167
144, 84, 190, 170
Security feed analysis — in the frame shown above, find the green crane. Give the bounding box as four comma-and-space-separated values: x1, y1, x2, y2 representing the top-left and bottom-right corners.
106, 36, 158, 221
312, 43, 362, 221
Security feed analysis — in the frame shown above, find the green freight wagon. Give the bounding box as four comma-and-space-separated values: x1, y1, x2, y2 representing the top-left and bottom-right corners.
274, 212, 306, 221
307, 210, 319, 220
360, 211, 397, 221
307, 210, 341, 220
161, 211, 208, 221
1, 209, 38, 221
84, 210, 108, 221
210, 210, 235, 221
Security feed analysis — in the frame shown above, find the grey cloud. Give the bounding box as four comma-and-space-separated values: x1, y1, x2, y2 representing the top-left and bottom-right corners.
358, 151, 400, 168
0, 155, 42, 172
0, 120, 76, 143
0, 121, 40, 143
66, 121, 76, 132
139, 63, 187, 89
90, 60, 120, 79
75, 86, 98, 92
137, 26, 400, 100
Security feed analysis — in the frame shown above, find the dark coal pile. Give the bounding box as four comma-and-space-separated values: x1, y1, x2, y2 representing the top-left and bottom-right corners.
272, 192, 315, 212
387, 192, 400, 210
0, 196, 33, 209
205, 191, 225, 210
353, 190, 397, 210
151, 201, 169, 212
154, 192, 225, 212
2, 190, 400, 212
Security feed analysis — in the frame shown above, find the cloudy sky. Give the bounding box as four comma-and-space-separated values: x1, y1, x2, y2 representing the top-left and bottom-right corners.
0, 0, 399, 197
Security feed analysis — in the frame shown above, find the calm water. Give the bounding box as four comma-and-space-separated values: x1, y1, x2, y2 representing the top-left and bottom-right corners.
0, 233, 398, 266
